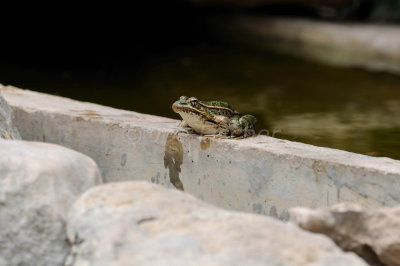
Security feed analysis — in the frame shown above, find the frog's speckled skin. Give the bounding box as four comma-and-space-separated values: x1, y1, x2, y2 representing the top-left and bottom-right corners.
172, 96, 256, 137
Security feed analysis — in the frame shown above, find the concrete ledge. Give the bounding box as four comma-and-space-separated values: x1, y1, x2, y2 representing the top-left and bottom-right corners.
2, 86, 400, 218
225, 17, 400, 74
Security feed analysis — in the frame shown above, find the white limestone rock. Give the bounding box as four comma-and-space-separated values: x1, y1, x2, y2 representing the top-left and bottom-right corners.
0, 88, 21, 140
0, 139, 102, 266
368, 207, 400, 266
290, 202, 400, 266
66, 181, 366, 266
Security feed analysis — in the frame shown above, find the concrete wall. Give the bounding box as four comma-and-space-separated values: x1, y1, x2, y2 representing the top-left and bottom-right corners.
2, 86, 400, 219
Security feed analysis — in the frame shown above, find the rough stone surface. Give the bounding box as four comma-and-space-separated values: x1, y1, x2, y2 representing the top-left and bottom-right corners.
0, 139, 102, 266
0, 85, 21, 140
66, 181, 367, 266
290, 203, 400, 266
2, 86, 400, 218
226, 17, 400, 75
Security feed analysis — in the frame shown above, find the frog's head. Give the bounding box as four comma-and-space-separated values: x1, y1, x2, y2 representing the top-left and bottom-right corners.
172, 96, 208, 117
172, 96, 218, 134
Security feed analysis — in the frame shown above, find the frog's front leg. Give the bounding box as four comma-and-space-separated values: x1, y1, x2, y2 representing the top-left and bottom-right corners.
229, 115, 257, 137
179, 120, 190, 129
175, 120, 195, 134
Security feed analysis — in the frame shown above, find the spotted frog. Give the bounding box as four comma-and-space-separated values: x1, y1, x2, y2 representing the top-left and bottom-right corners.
172, 96, 257, 137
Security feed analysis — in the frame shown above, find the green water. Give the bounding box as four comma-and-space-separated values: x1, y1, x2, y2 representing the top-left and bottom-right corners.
3, 45, 400, 160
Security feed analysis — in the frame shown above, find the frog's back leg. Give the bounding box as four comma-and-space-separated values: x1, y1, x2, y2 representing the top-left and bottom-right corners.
242, 114, 257, 137
229, 115, 257, 137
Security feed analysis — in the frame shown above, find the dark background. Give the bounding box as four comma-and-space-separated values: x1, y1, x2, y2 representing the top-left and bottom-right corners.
0, 0, 390, 71
1, 2, 218, 70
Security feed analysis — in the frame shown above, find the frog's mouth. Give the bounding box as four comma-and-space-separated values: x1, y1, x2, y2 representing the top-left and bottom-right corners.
172, 102, 206, 117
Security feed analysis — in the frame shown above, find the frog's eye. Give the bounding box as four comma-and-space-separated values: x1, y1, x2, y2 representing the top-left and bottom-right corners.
188, 97, 198, 107
190, 99, 198, 107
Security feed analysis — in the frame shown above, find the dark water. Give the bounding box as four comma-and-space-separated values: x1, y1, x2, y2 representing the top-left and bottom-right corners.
2, 45, 400, 160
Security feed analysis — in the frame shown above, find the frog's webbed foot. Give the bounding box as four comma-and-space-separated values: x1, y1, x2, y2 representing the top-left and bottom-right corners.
175, 128, 196, 135
174, 128, 189, 135
184, 128, 196, 134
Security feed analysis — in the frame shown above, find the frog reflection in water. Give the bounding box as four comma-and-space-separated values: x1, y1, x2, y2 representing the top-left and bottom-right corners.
172, 96, 257, 138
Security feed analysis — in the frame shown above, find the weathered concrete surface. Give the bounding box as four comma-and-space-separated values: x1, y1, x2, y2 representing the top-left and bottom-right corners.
290, 203, 400, 266
66, 181, 367, 266
2, 86, 400, 218
0, 139, 102, 266
224, 17, 400, 74
0, 84, 21, 139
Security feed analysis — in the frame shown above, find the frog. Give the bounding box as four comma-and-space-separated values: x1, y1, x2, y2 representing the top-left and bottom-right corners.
172, 96, 257, 138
